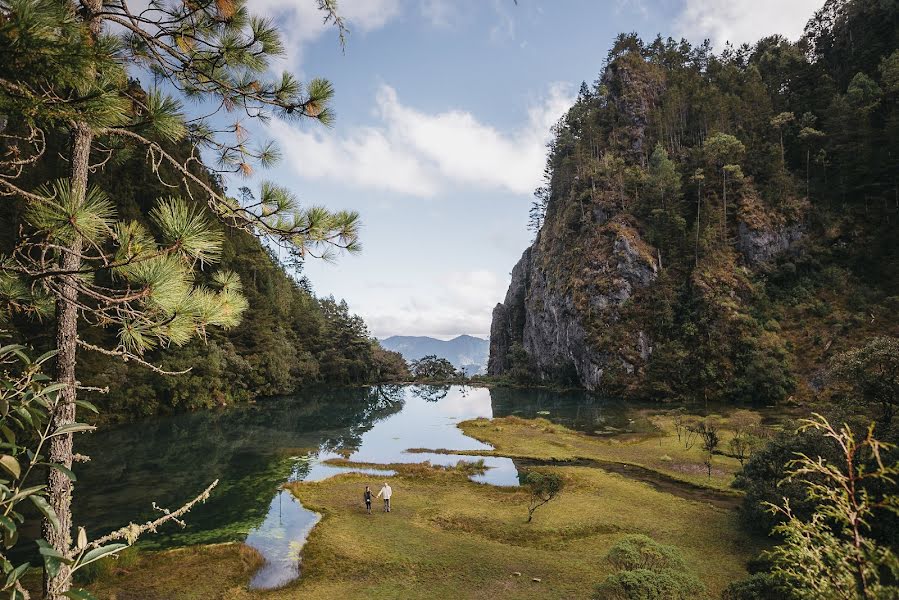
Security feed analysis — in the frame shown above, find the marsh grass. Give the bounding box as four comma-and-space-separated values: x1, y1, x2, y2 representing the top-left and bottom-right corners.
86, 461, 760, 598
84, 410, 770, 599
456, 414, 753, 491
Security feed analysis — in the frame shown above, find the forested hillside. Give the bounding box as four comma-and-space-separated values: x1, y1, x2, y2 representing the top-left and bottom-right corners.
490, 0, 899, 406
0, 106, 408, 420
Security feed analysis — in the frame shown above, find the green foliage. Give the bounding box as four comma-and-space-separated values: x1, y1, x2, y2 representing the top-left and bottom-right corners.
594, 535, 704, 600
409, 355, 458, 380
764, 414, 899, 599
733, 420, 843, 535
0, 343, 63, 596
704, 133, 745, 167
522, 470, 563, 522
721, 573, 794, 600
594, 568, 704, 600
605, 534, 687, 573
830, 337, 899, 428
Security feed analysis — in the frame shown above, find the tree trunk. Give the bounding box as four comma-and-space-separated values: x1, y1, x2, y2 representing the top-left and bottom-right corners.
695, 184, 702, 267
44, 3, 104, 595
806, 149, 810, 202
44, 122, 91, 600
722, 169, 727, 242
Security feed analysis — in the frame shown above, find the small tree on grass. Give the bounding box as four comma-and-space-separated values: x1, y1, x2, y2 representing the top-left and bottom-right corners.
594, 534, 705, 600
671, 408, 686, 442
696, 419, 720, 478
729, 433, 758, 467
765, 414, 899, 600
681, 416, 701, 450
523, 471, 563, 523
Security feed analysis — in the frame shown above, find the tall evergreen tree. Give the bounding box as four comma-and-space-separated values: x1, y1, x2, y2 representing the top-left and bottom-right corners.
0, 1, 359, 596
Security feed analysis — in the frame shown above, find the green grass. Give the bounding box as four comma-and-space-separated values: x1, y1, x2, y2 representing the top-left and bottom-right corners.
86, 411, 770, 599
79, 543, 263, 600
454, 413, 750, 492
87, 461, 762, 599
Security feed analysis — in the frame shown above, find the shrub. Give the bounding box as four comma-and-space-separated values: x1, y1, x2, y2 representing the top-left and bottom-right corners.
605, 534, 686, 573
594, 567, 703, 600
594, 535, 704, 600
722, 573, 793, 600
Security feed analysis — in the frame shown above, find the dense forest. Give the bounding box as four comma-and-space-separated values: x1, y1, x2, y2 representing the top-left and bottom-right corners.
490, 0, 899, 411
0, 94, 408, 420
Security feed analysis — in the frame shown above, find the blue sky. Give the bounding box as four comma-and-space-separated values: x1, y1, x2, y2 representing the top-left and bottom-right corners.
233, 0, 822, 339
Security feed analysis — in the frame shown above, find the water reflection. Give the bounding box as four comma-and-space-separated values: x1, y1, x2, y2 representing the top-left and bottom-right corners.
65, 384, 629, 589
245, 490, 320, 589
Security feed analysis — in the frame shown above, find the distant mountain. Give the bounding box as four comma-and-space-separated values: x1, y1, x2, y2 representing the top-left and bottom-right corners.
380, 335, 489, 375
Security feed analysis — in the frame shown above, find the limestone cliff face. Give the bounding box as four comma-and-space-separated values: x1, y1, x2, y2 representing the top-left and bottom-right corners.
488, 214, 659, 389
489, 49, 665, 389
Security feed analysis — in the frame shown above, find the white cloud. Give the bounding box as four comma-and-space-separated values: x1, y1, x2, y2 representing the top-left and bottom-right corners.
675, 0, 822, 49
267, 118, 439, 196
268, 82, 573, 197
252, 0, 402, 71
362, 269, 507, 338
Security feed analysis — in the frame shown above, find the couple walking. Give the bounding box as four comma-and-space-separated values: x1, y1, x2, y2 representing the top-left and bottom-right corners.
364, 482, 392, 514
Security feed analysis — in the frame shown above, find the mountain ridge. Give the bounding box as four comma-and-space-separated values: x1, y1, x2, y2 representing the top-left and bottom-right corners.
381, 334, 489, 375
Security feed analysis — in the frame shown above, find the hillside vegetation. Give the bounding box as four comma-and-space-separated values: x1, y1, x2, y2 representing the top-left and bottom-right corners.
489, 0, 899, 407
0, 116, 408, 420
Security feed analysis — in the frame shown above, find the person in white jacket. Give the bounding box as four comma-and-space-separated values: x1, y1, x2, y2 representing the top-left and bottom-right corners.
377, 482, 392, 512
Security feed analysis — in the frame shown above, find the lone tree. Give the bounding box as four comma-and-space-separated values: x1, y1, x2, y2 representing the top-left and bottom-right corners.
695, 419, 720, 478
0, 1, 358, 597
409, 355, 458, 380
523, 470, 563, 523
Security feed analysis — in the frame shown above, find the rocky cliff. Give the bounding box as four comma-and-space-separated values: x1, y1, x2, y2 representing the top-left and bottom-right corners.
487, 38, 823, 401
489, 216, 660, 389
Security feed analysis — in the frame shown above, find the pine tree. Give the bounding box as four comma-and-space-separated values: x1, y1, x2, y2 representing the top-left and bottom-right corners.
0, 1, 358, 597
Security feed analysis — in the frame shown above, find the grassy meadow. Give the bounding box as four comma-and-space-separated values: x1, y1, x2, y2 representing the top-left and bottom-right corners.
84, 409, 771, 599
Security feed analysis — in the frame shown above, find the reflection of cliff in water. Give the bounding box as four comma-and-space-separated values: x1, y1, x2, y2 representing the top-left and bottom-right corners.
72, 385, 405, 549
487, 387, 644, 434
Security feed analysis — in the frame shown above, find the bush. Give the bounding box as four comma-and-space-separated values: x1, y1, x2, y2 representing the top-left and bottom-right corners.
605, 534, 687, 573
594, 535, 704, 600
594, 567, 703, 600
722, 573, 793, 600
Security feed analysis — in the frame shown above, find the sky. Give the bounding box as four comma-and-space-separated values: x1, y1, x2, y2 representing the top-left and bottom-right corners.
231, 0, 823, 339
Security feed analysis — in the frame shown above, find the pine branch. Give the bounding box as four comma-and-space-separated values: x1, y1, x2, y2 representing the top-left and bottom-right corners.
77, 339, 191, 375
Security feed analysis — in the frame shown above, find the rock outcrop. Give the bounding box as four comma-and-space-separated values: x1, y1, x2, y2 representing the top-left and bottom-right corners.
489, 216, 659, 389
737, 221, 805, 265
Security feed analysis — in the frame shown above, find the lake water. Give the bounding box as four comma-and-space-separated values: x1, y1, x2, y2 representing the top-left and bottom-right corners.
71, 385, 643, 589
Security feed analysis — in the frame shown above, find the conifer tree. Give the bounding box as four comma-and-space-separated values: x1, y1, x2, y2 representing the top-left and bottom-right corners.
0, 1, 359, 597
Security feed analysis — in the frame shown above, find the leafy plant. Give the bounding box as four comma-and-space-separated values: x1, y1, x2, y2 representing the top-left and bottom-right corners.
594, 535, 704, 600
523, 470, 563, 523
765, 414, 899, 599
